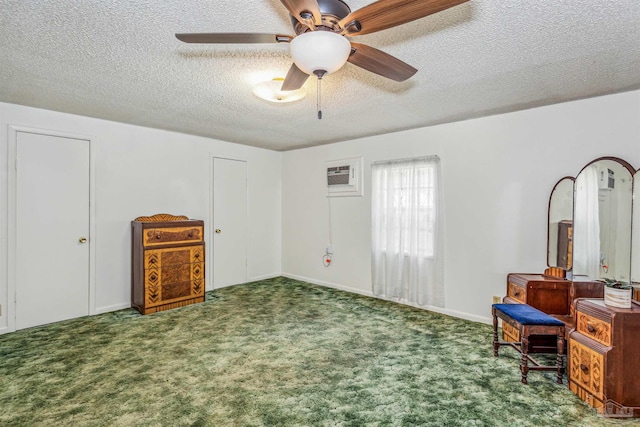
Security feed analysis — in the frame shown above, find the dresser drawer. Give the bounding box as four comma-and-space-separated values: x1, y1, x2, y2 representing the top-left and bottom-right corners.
576, 311, 611, 346
144, 246, 204, 268
507, 281, 526, 303
145, 280, 205, 308
569, 338, 604, 400
145, 262, 204, 286
143, 226, 203, 247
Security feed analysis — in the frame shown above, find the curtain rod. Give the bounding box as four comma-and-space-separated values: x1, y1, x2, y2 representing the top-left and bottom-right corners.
373, 155, 439, 165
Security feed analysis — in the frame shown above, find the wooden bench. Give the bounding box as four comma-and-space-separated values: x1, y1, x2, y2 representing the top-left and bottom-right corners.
492, 303, 565, 385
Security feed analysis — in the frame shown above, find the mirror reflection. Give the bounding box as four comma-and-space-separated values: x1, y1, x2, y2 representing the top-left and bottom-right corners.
548, 178, 574, 269
632, 170, 640, 284
573, 159, 633, 281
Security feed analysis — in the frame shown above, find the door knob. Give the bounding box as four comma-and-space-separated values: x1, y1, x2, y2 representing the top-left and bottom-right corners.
215, 229, 221, 234
78, 237, 88, 243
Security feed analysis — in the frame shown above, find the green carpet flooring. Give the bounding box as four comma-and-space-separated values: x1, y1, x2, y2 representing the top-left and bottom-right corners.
0, 277, 635, 426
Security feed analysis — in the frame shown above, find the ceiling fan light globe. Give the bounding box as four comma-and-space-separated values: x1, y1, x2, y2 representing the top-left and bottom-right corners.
290, 31, 351, 76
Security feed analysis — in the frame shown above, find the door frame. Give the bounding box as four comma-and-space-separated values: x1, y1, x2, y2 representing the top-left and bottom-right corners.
208, 155, 248, 291
7, 125, 96, 332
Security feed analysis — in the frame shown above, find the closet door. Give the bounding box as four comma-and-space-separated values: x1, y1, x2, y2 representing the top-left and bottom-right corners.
15, 131, 90, 329
212, 158, 247, 288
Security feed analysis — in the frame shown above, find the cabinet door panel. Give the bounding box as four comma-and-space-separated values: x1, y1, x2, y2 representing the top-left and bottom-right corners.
570, 338, 604, 399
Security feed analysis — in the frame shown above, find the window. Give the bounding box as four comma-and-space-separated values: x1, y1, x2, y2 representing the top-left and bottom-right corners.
372, 158, 438, 257
371, 156, 443, 307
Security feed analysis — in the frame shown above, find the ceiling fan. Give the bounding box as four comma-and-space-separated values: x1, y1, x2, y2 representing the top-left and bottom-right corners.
176, 0, 470, 92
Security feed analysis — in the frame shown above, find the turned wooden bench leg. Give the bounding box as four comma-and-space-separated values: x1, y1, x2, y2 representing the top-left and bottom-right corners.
521, 334, 529, 384
556, 334, 564, 384
492, 308, 499, 357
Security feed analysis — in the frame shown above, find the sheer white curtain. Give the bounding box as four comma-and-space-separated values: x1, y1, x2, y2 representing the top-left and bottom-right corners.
371, 156, 444, 307
573, 165, 600, 279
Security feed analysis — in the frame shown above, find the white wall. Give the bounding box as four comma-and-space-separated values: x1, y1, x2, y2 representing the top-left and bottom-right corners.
2, 91, 638, 333
281, 91, 640, 323
0, 102, 282, 333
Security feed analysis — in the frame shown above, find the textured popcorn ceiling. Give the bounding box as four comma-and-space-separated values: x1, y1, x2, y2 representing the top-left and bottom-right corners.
1, 1, 639, 151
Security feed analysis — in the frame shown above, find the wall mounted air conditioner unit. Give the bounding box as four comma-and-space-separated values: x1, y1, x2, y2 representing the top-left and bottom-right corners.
326, 157, 363, 197
598, 168, 614, 190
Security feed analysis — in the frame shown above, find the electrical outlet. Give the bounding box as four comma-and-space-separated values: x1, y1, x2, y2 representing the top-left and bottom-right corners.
492, 296, 502, 304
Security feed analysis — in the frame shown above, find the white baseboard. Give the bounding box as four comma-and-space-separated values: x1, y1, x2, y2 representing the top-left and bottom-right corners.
95, 302, 131, 315
281, 273, 374, 298
281, 273, 491, 325
247, 273, 282, 282
417, 305, 492, 325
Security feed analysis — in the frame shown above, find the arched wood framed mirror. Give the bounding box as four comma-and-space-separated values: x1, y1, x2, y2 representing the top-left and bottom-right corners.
632, 169, 640, 299
571, 157, 634, 282
547, 177, 575, 270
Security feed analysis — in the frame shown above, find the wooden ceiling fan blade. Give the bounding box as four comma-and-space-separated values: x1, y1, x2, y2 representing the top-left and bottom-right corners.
348, 42, 417, 82
281, 63, 310, 91
279, 0, 323, 26
175, 33, 293, 44
339, 0, 469, 35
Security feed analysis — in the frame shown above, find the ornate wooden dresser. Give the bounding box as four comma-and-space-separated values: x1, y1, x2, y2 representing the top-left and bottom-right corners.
131, 214, 205, 314
505, 273, 603, 327
568, 299, 640, 417
503, 273, 604, 352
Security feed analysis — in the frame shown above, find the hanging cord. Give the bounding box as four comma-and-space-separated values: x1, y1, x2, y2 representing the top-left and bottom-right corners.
314, 70, 326, 120
317, 78, 322, 120
323, 193, 333, 267
327, 195, 333, 247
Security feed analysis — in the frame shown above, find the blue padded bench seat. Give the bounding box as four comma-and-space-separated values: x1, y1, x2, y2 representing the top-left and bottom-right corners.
492, 303, 564, 326
492, 303, 565, 384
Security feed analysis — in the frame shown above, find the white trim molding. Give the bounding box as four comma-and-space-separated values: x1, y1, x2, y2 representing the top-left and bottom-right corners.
281, 273, 492, 325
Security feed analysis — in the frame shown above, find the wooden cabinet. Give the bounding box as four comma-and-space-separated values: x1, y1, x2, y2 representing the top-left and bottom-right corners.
132, 214, 205, 314
506, 274, 571, 315
568, 299, 640, 417
503, 273, 604, 348
504, 273, 574, 348
505, 274, 603, 321
557, 220, 573, 269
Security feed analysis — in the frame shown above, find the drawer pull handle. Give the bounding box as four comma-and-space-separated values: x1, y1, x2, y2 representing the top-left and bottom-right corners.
150, 259, 156, 264
587, 325, 596, 333
513, 291, 520, 297
156, 234, 161, 239
188, 232, 193, 237
580, 364, 589, 373
195, 253, 200, 258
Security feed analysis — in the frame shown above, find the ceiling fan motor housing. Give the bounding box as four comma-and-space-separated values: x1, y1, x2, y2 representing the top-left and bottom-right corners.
291, 0, 352, 34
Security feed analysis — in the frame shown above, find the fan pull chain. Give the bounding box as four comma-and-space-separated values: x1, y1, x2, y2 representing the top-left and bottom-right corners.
317, 77, 322, 120
314, 70, 326, 120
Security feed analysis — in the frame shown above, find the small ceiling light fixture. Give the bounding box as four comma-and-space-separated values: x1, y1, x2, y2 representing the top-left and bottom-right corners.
252, 77, 306, 103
